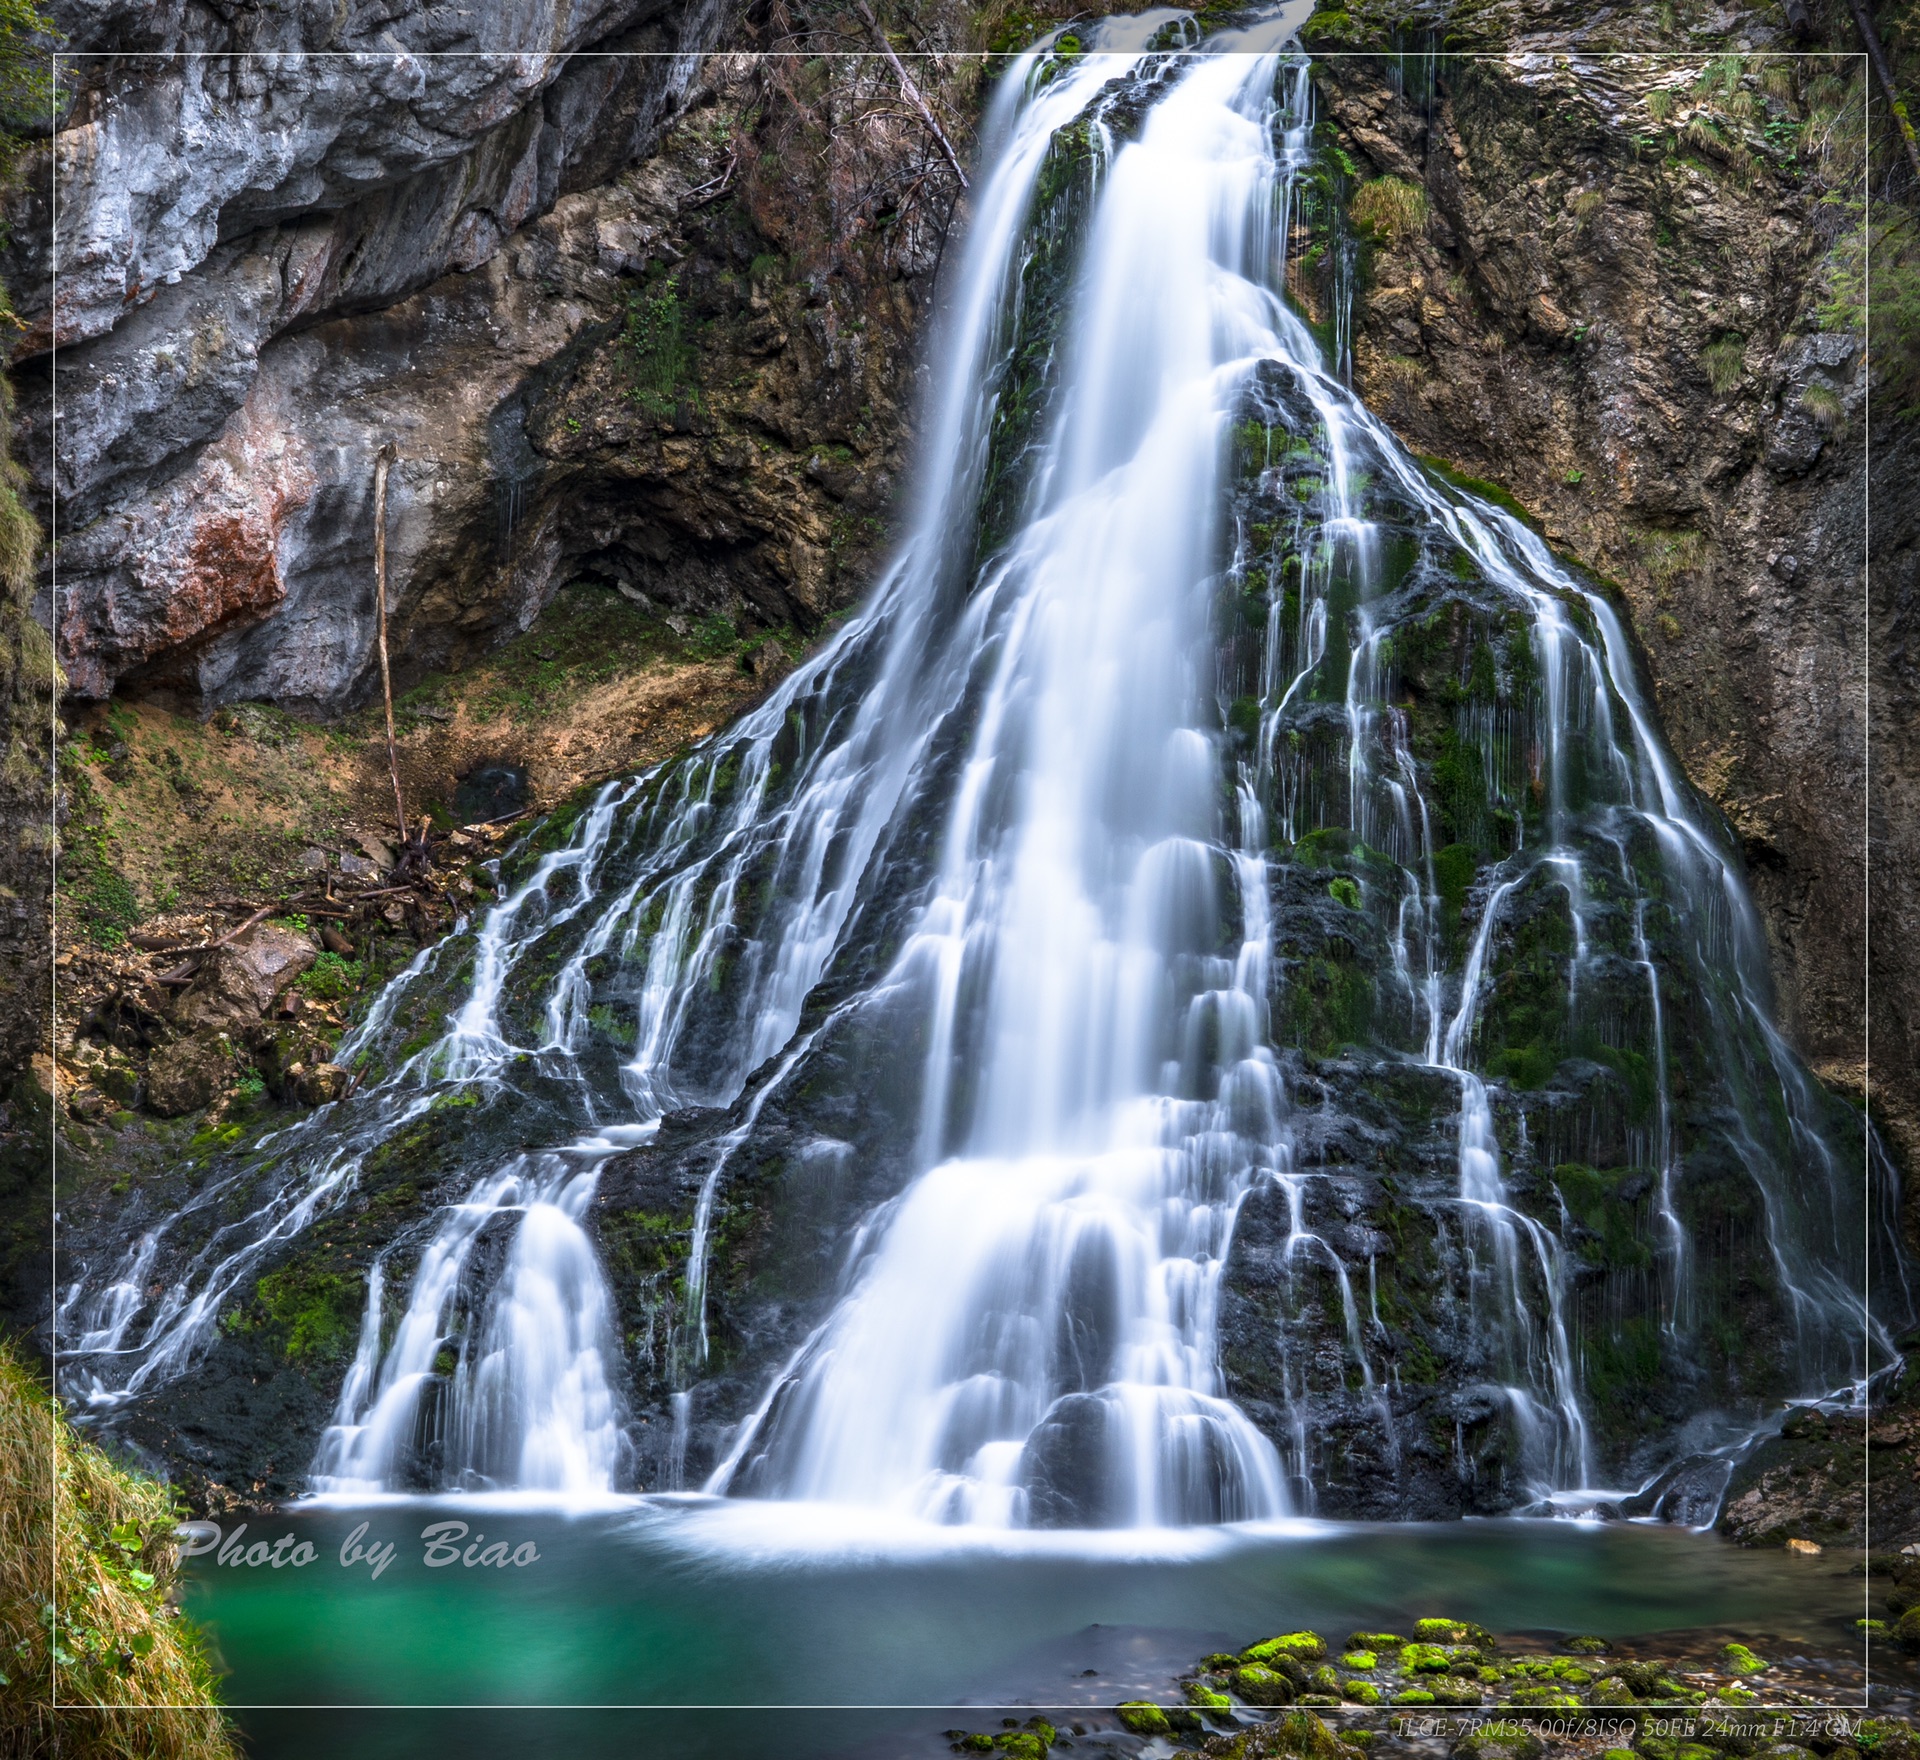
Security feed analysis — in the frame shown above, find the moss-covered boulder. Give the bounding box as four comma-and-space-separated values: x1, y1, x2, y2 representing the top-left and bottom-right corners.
1245, 1631, 1329, 1665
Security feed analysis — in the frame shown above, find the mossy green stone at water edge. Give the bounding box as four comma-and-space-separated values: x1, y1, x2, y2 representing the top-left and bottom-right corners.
1234, 1664, 1298, 1706
1245, 1631, 1329, 1664
1115, 1702, 1169, 1735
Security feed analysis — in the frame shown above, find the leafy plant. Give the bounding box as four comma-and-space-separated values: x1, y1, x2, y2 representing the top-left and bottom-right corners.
1822, 206, 1920, 416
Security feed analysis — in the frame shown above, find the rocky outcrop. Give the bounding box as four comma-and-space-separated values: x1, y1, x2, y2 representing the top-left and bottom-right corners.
14, 0, 735, 701
1307, 22, 1920, 1175
16, 3, 968, 717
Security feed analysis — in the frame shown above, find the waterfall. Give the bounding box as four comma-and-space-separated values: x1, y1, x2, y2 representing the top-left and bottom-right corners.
57, 8, 1901, 1523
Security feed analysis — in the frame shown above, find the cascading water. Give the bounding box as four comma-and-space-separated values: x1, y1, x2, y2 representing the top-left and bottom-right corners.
56, 11, 1904, 1524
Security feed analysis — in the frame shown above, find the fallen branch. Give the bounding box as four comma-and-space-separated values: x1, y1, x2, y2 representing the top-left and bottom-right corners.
850, 0, 968, 191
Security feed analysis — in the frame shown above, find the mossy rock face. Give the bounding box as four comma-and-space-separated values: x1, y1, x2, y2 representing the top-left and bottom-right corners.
1721, 1643, 1767, 1676
1263, 1711, 1357, 1760
1414, 1618, 1495, 1650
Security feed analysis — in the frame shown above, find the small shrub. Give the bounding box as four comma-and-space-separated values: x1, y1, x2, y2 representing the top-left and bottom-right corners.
621, 279, 700, 419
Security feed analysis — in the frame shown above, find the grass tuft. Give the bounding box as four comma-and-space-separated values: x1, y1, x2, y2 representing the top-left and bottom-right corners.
1350, 176, 1429, 243
1701, 333, 1747, 394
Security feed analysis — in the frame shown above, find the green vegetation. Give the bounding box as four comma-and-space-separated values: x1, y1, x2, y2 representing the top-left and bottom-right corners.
1823, 206, 1920, 415
57, 761, 144, 948
622, 277, 701, 419
1416, 456, 1538, 531
1245, 1631, 1328, 1663
229, 1264, 366, 1363
0, 1338, 238, 1756
297, 950, 363, 1000
1700, 332, 1746, 394
1350, 176, 1429, 243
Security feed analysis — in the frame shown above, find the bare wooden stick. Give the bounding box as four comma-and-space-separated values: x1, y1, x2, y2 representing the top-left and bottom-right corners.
1847, 0, 1920, 183
373, 442, 408, 852
850, 0, 969, 190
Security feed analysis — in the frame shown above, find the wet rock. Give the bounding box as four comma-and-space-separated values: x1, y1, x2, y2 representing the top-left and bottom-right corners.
172, 926, 316, 1031
1115, 1703, 1169, 1736
66, 1086, 109, 1124
145, 1035, 234, 1118
1020, 1394, 1124, 1528
290, 1063, 350, 1107
1313, 39, 1920, 1174
1454, 1726, 1546, 1760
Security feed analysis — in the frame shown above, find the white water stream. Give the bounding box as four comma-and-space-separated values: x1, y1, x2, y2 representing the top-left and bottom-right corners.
58, 12, 1898, 1522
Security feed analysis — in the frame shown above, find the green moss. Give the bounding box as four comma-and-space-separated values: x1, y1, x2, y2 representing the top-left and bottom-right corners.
246, 1264, 366, 1363
1349, 1632, 1405, 1649
1245, 1631, 1328, 1664
1416, 455, 1540, 532
1507, 1685, 1582, 1708
1232, 1665, 1297, 1706
1115, 1703, 1170, 1735
1392, 1689, 1437, 1705
1328, 875, 1362, 911
1401, 1643, 1454, 1672
1344, 1681, 1382, 1704
298, 951, 364, 1000
1292, 827, 1351, 868
58, 760, 145, 948
1289, 952, 1371, 1058
1340, 1650, 1377, 1670
1720, 1643, 1766, 1677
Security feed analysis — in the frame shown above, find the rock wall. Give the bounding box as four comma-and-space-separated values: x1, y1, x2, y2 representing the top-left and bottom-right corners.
1307, 15, 1918, 1177
13, 0, 795, 708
